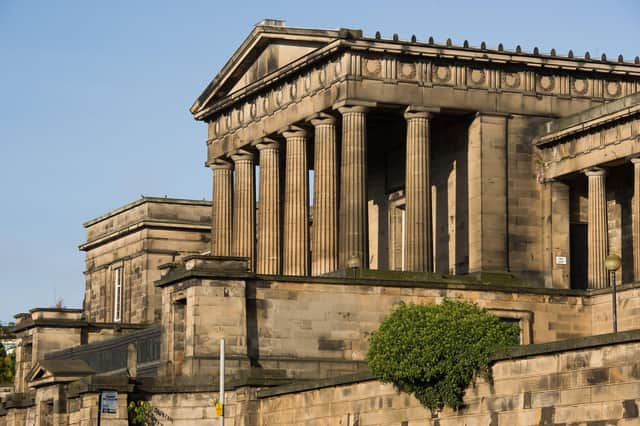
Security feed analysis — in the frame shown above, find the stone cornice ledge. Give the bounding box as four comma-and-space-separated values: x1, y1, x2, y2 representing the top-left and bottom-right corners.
493, 329, 640, 361
534, 102, 640, 146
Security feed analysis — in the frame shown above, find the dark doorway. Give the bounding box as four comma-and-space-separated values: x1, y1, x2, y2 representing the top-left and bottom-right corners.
570, 223, 588, 289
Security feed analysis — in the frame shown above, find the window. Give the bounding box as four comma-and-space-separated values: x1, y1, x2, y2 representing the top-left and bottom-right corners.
113, 267, 123, 322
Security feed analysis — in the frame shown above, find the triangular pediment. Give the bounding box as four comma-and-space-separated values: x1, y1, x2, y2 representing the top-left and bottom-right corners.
191, 22, 344, 119
26, 359, 95, 388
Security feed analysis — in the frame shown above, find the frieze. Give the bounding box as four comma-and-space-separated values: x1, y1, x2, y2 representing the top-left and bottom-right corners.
539, 116, 640, 173
207, 49, 640, 144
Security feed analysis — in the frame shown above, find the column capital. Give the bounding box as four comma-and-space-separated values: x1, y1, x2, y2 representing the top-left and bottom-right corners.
333, 99, 375, 114
631, 157, 640, 165
404, 106, 436, 120
584, 167, 607, 177
230, 149, 254, 162
253, 137, 280, 151
337, 105, 369, 115
307, 112, 337, 127
211, 158, 233, 170
280, 125, 308, 139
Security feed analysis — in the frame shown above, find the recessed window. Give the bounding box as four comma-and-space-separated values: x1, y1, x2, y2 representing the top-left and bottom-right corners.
113, 267, 123, 323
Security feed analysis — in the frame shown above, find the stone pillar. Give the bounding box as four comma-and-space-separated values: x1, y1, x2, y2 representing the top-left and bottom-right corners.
310, 114, 338, 275
467, 113, 508, 273
338, 106, 368, 269
231, 151, 255, 268
210, 160, 233, 256
256, 139, 281, 275
633, 158, 640, 282
586, 168, 608, 289
404, 108, 433, 272
550, 180, 571, 288
282, 127, 309, 276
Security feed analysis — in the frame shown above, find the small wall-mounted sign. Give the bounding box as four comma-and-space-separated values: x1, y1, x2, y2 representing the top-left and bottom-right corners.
555, 256, 567, 265
100, 391, 118, 414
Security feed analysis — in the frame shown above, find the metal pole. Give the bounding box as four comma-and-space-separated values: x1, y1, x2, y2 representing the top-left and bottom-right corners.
220, 338, 225, 426
611, 271, 618, 333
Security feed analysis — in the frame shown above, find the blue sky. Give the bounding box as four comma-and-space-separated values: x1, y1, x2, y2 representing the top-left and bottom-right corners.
1, 0, 639, 322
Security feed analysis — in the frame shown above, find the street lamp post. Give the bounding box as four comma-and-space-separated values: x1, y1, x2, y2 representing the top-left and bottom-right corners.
605, 254, 622, 333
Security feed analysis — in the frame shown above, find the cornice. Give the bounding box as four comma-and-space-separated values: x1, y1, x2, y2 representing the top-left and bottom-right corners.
534, 93, 640, 146
79, 218, 211, 252
83, 196, 211, 228
195, 34, 640, 123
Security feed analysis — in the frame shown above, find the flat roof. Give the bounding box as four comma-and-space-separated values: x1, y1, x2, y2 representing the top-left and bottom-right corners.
83, 196, 211, 228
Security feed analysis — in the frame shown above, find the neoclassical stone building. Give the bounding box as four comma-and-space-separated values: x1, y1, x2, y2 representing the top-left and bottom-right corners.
195, 20, 640, 290
3, 21, 640, 425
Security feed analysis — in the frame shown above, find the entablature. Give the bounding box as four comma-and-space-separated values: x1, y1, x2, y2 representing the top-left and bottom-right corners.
534, 97, 640, 180
202, 40, 640, 161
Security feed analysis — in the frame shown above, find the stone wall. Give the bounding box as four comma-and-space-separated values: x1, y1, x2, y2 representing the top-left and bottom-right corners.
255, 333, 640, 425
160, 270, 595, 381
590, 285, 640, 335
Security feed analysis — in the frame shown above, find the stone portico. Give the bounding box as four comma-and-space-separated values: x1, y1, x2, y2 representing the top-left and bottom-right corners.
194, 21, 640, 289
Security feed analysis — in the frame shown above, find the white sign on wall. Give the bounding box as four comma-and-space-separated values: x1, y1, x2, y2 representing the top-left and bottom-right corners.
100, 391, 118, 415
555, 256, 567, 265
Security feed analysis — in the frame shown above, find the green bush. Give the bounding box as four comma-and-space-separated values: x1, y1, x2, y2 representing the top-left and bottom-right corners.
367, 299, 519, 411
0, 345, 15, 385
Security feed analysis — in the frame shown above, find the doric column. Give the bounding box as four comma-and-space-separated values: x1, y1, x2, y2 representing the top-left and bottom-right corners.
404, 108, 433, 272
338, 105, 368, 269
633, 158, 640, 282
231, 151, 255, 268
210, 159, 233, 256
586, 168, 608, 289
282, 127, 309, 276
256, 139, 281, 275
310, 114, 338, 275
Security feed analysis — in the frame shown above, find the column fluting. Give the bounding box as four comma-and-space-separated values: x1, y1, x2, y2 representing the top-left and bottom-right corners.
586, 168, 608, 289
310, 114, 338, 276
231, 151, 255, 269
211, 160, 233, 256
282, 127, 309, 276
404, 109, 433, 272
338, 105, 368, 269
256, 139, 281, 275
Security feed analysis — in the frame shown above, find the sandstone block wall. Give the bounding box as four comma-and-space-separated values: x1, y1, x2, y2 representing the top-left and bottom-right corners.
251, 279, 590, 368
255, 337, 640, 426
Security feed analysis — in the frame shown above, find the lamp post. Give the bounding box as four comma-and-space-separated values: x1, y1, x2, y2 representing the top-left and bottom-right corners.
605, 254, 622, 333
346, 255, 361, 279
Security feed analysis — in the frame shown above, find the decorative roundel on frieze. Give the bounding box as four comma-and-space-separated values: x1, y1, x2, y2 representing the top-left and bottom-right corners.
319, 67, 327, 86
364, 58, 382, 77
502, 71, 521, 89
469, 68, 486, 86
334, 59, 342, 75
434, 65, 451, 83
400, 62, 416, 80
538, 74, 555, 92
304, 73, 312, 92
572, 78, 589, 95
606, 81, 621, 97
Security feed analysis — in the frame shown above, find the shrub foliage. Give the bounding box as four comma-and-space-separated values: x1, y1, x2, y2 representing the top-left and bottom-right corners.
367, 299, 519, 411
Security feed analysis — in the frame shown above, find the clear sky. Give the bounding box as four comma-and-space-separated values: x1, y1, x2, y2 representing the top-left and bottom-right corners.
1, 0, 639, 322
